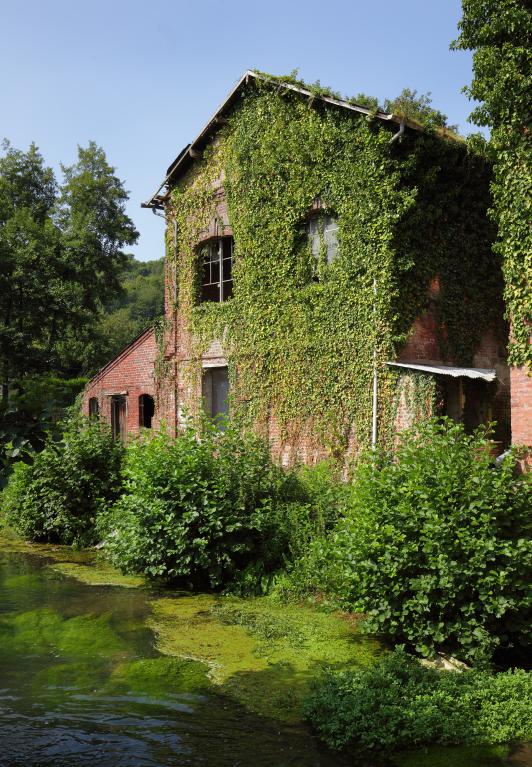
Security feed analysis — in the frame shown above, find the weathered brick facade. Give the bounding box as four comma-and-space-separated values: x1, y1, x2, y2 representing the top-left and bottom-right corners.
511, 366, 532, 447
82, 328, 157, 438
82, 72, 530, 455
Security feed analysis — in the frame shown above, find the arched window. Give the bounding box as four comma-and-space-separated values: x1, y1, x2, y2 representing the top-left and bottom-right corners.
199, 237, 234, 303
88, 397, 99, 418
139, 394, 155, 428
307, 212, 338, 264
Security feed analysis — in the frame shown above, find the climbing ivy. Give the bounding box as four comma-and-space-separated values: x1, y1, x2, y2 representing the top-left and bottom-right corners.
167, 77, 501, 461
453, 0, 532, 368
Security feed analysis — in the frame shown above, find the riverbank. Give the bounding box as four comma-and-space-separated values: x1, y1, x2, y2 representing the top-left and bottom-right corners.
0, 531, 529, 767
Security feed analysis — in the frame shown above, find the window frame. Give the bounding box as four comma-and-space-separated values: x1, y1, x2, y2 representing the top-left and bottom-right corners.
201, 366, 229, 429
307, 211, 339, 265
199, 236, 234, 303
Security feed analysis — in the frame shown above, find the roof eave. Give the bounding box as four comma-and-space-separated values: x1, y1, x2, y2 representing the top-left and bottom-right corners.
141, 70, 423, 210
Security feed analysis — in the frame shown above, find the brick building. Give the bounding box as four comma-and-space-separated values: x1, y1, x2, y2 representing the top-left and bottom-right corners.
83, 71, 530, 459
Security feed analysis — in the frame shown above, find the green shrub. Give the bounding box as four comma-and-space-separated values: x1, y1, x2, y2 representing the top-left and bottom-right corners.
304, 648, 532, 753
98, 421, 297, 589
269, 462, 358, 601
0, 376, 88, 487
321, 419, 531, 664
2, 415, 123, 546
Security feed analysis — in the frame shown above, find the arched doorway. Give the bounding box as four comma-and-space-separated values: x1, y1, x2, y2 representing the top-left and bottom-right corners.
139, 394, 155, 429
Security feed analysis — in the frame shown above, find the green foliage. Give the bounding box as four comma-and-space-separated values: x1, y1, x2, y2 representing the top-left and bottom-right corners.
99, 421, 297, 588
169, 78, 499, 458
453, 0, 532, 367
0, 141, 62, 385
304, 647, 532, 754
0, 375, 87, 487
0, 139, 139, 388
384, 88, 457, 131
86, 256, 164, 372
1, 415, 123, 546
269, 463, 358, 602
318, 419, 531, 664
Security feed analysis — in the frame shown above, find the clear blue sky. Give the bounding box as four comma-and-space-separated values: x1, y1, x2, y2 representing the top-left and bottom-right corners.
1, 0, 479, 262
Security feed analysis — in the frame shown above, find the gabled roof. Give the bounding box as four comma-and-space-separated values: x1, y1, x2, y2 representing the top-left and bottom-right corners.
85, 326, 155, 388
142, 70, 423, 210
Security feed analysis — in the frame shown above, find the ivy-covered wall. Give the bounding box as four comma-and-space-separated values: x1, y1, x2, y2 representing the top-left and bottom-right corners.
161, 79, 508, 463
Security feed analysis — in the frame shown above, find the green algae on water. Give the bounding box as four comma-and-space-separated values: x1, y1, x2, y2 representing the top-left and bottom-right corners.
148, 594, 382, 722
108, 656, 209, 697
49, 561, 145, 589
34, 660, 110, 692
4, 608, 131, 660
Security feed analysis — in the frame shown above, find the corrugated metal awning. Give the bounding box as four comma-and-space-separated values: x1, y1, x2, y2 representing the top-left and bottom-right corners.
386, 361, 496, 382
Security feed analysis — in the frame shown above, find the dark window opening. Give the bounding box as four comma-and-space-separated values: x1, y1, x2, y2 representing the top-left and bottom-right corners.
88, 397, 99, 418
111, 396, 127, 441
437, 377, 493, 434
139, 394, 155, 429
307, 213, 338, 264
200, 237, 233, 303
202, 367, 229, 428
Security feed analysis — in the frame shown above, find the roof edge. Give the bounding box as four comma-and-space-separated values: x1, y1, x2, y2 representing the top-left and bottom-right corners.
141, 70, 422, 210
85, 326, 156, 388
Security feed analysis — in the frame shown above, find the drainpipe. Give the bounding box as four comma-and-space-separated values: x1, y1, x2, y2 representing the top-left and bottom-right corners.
372, 277, 378, 449
389, 120, 405, 144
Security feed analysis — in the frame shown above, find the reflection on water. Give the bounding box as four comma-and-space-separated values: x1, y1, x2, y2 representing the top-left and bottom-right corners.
0, 549, 529, 767
0, 550, 349, 767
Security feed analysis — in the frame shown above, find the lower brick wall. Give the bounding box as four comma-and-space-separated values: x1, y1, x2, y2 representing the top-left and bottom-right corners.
82, 329, 157, 440
511, 366, 532, 447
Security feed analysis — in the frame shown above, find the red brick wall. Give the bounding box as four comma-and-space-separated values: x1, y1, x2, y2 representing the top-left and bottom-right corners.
85, 181, 518, 461
511, 366, 532, 447
82, 328, 157, 440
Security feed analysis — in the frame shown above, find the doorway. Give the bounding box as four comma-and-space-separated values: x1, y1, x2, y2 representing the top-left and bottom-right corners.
111, 396, 127, 440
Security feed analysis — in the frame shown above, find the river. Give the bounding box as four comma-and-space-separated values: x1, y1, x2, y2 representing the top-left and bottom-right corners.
0, 540, 528, 767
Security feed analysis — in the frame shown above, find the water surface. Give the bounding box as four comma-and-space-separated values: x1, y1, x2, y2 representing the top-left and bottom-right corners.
0, 545, 529, 767
0, 549, 349, 767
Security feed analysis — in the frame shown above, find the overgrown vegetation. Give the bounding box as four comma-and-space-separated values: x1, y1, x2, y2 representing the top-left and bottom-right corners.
278, 419, 531, 666
453, 0, 532, 368
0, 376, 87, 487
2, 416, 123, 547
3, 415, 528, 667
304, 648, 532, 754
169, 76, 500, 458
98, 420, 300, 588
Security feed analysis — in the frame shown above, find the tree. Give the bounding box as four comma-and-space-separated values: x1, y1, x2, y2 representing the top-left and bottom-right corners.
452, 0, 532, 367
0, 142, 61, 393
56, 142, 139, 314
0, 140, 139, 390
383, 89, 456, 131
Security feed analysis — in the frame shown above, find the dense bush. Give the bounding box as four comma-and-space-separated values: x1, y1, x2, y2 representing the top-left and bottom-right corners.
269, 462, 356, 601
304, 648, 532, 753
98, 422, 299, 589
1, 415, 123, 546
0, 375, 87, 487
318, 419, 531, 664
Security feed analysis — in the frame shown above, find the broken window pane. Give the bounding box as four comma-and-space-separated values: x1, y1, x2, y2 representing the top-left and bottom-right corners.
200, 237, 234, 302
